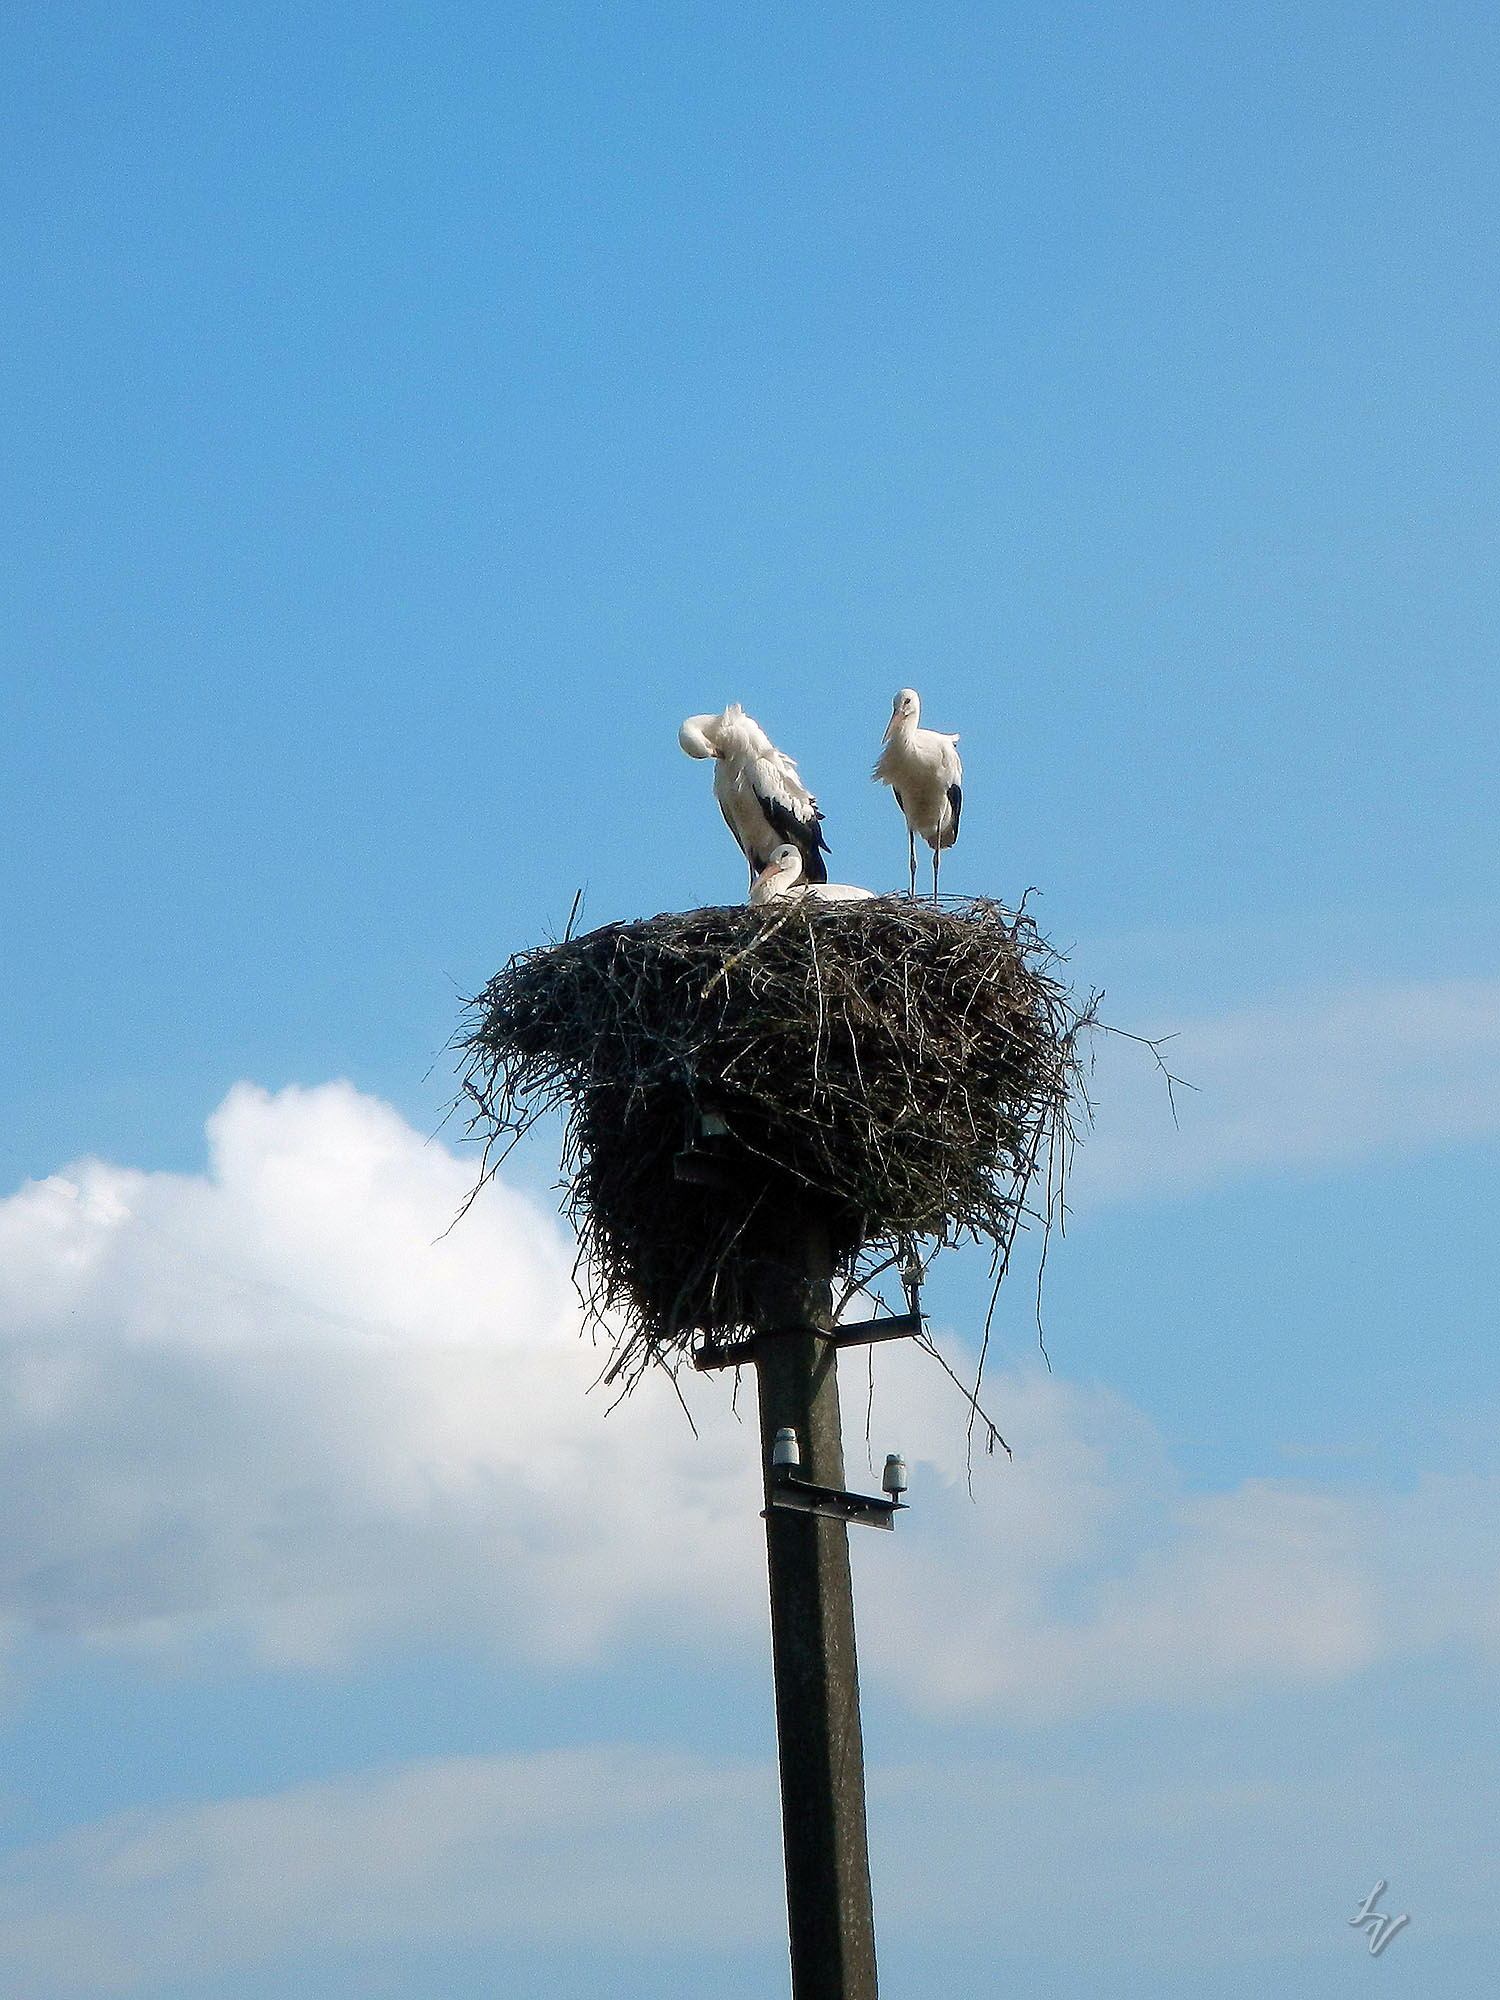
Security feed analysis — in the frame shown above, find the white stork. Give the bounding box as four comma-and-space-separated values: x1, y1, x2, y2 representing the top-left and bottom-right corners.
872, 687, 962, 899
679, 704, 830, 886
749, 844, 875, 905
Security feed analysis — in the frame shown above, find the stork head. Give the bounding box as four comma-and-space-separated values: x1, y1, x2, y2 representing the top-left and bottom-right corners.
885, 687, 921, 739
678, 714, 721, 760
749, 844, 805, 905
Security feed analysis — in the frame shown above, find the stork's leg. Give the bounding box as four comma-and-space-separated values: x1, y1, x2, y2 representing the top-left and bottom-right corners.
932, 845, 941, 903
907, 829, 917, 899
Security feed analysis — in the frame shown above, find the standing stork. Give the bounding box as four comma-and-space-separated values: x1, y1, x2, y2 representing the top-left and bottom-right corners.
873, 687, 962, 900
679, 704, 830, 886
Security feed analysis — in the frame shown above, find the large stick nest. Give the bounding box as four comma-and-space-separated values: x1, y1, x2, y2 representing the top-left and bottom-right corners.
456, 896, 1093, 1389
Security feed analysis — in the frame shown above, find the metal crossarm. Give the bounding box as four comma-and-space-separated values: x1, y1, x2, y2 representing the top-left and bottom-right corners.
765, 1470, 904, 1531
692, 1306, 923, 1373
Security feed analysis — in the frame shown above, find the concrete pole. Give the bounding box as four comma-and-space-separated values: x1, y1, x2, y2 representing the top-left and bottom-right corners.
746, 1202, 879, 2000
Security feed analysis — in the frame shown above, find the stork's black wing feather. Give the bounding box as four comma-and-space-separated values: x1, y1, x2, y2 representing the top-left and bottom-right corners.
946, 783, 963, 843
755, 785, 831, 884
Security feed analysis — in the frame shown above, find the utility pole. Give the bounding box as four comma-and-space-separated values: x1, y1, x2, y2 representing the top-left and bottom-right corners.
744, 1201, 880, 2000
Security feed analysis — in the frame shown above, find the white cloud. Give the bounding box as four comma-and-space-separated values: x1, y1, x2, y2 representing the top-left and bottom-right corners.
1076, 976, 1500, 1201
856, 1350, 1500, 1721
0, 1079, 1496, 1720
0, 1747, 780, 1995
0, 1728, 1495, 1995
0, 1082, 768, 1671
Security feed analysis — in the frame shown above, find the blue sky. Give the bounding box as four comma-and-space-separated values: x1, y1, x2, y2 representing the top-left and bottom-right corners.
1, 3, 1497, 1994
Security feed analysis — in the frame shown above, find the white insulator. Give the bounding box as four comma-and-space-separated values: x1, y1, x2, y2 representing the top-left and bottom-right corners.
771, 1427, 801, 1470
882, 1452, 908, 1498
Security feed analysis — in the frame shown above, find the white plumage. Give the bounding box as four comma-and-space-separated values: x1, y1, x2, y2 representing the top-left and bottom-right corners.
872, 686, 963, 899
749, 844, 875, 906
679, 704, 830, 885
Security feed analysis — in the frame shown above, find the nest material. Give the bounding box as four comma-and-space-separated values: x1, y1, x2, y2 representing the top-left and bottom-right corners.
456, 896, 1092, 1388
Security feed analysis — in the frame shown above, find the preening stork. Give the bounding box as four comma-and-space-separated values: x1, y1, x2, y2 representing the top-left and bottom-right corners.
749, 844, 875, 905
873, 687, 963, 899
679, 704, 830, 886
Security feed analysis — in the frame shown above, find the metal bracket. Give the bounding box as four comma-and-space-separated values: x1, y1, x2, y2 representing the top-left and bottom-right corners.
673, 1141, 755, 1191
824, 1307, 923, 1347
693, 1306, 924, 1373
764, 1470, 904, 1531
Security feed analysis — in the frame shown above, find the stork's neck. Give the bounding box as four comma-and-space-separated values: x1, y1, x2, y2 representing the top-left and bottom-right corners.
716, 710, 773, 760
